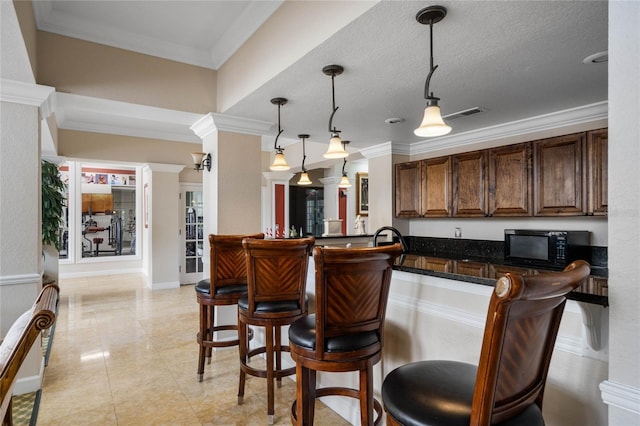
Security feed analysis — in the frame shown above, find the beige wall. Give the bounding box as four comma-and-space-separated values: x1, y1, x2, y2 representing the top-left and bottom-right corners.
57, 129, 202, 182
13, 0, 37, 78
217, 131, 262, 233
37, 31, 217, 114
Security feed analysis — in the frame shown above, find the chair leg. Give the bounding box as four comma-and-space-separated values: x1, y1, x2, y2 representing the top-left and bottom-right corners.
303, 366, 317, 425
360, 365, 374, 426
237, 316, 247, 404
4, 396, 13, 426
206, 305, 215, 363
197, 303, 207, 382
266, 325, 275, 424
275, 325, 282, 388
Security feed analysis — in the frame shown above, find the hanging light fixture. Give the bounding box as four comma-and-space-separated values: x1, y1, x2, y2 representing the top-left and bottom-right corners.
414, 5, 452, 138
269, 97, 290, 171
322, 65, 349, 158
338, 141, 351, 188
297, 134, 312, 185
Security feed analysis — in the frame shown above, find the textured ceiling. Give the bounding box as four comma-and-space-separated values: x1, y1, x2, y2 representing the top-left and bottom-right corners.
32, 0, 608, 151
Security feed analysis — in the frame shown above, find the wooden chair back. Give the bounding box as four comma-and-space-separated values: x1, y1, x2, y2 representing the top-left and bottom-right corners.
209, 233, 264, 296
471, 260, 591, 425
1, 284, 59, 424
312, 243, 403, 359
242, 237, 315, 318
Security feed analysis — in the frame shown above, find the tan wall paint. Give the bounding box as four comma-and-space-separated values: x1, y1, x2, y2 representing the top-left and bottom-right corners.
57, 129, 202, 183
217, 0, 378, 111
217, 131, 262, 233
13, 0, 37, 78
36, 31, 217, 114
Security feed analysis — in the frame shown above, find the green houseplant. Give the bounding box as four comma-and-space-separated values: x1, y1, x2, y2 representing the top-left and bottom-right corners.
41, 160, 65, 251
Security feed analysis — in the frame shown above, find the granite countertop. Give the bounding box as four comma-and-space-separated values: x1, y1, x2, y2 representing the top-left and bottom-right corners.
394, 253, 608, 307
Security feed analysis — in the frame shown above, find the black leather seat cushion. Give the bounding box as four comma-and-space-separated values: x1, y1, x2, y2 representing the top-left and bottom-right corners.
195, 279, 248, 296
382, 360, 544, 426
238, 295, 307, 313
289, 314, 380, 353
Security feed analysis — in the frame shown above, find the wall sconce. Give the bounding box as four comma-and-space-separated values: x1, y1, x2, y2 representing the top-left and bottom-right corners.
269, 97, 290, 171
322, 64, 349, 159
338, 141, 351, 188
191, 152, 211, 172
297, 134, 312, 185
414, 5, 452, 137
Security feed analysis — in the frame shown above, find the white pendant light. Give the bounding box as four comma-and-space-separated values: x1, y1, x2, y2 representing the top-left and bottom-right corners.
414, 100, 451, 137
322, 65, 349, 158
297, 134, 312, 185
298, 172, 312, 185
414, 5, 452, 138
269, 97, 291, 171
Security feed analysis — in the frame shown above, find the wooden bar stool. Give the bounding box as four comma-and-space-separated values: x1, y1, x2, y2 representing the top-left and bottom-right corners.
381, 260, 591, 426
288, 243, 404, 426
195, 233, 264, 382
237, 236, 315, 424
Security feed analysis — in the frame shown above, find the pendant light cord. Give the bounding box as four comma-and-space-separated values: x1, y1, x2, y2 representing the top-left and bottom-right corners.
328, 72, 340, 134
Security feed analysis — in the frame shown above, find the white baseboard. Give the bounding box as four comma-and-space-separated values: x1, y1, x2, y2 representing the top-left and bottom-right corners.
0, 273, 41, 287
600, 380, 640, 415
13, 358, 45, 395
59, 267, 142, 279
149, 280, 180, 290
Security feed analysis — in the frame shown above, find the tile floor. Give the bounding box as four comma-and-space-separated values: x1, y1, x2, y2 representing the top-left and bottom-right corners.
38, 274, 350, 425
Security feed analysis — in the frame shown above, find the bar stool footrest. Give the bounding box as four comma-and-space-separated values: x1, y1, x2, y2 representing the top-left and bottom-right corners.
290, 387, 383, 426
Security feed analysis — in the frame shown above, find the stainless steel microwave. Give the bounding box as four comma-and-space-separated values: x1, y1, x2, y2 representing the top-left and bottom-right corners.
504, 229, 590, 269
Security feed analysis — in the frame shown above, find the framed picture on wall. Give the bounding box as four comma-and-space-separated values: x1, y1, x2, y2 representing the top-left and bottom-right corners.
356, 172, 368, 216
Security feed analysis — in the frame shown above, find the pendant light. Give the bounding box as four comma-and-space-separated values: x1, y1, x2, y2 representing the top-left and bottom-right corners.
297, 134, 312, 185
322, 65, 349, 158
414, 5, 452, 138
269, 97, 290, 171
338, 141, 351, 188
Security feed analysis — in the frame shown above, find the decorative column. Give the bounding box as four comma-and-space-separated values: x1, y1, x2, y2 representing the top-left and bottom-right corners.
142, 163, 184, 290
262, 172, 294, 237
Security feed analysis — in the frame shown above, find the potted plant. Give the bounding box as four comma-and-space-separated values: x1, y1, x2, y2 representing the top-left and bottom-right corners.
41, 159, 65, 284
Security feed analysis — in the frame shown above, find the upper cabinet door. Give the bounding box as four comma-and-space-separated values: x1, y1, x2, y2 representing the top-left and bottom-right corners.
395, 161, 423, 217
587, 128, 608, 215
453, 150, 487, 217
488, 142, 532, 216
422, 156, 453, 217
533, 133, 587, 216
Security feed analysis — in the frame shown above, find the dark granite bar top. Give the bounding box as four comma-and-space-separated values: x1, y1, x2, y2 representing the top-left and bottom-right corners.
393, 253, 608, 307
392, 236, 608, 307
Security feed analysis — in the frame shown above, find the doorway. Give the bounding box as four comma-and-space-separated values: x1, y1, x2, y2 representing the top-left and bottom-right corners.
180, 184, 204, 284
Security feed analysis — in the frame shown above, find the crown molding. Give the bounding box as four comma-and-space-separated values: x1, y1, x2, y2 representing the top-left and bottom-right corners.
0, 79, 55, 109
411, 101, 608, 155
191, 112, 273, 140
359, 141, 411, 159
143, 163, 186, 173
55, 93, 202, 143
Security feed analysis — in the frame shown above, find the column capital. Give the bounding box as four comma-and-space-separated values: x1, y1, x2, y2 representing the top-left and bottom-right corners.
191, 112, 273, 140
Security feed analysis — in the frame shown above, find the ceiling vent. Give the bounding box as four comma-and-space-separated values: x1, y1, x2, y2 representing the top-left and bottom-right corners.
443, 107, 485, 121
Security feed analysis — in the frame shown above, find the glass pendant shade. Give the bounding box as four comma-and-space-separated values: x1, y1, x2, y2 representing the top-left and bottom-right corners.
338, 174, 351, 188
270, 151, 290, 171
324, 135, 348, 158
191, 152, 206, 165
414, 104, 452, 137
298, 172, 312, 185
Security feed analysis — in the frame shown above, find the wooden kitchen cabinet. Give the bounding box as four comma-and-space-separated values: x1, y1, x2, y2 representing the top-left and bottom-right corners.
453, 259, 488, 277
452, 150, 487, 217
422, 156, 453, 217
423, 257, 453, 272
488, 142, 532, 216
395, 161, 423, 217
587, 128, 608, 215
533, 133, 586, 216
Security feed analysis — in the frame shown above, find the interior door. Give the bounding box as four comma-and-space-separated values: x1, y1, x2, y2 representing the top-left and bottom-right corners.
180, 185, 204, 284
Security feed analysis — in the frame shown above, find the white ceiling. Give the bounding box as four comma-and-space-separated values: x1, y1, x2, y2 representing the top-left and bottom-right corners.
32, 0, 608, 152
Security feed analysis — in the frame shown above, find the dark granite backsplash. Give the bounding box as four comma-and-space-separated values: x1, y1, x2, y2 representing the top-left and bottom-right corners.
406, 236, 607, 268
